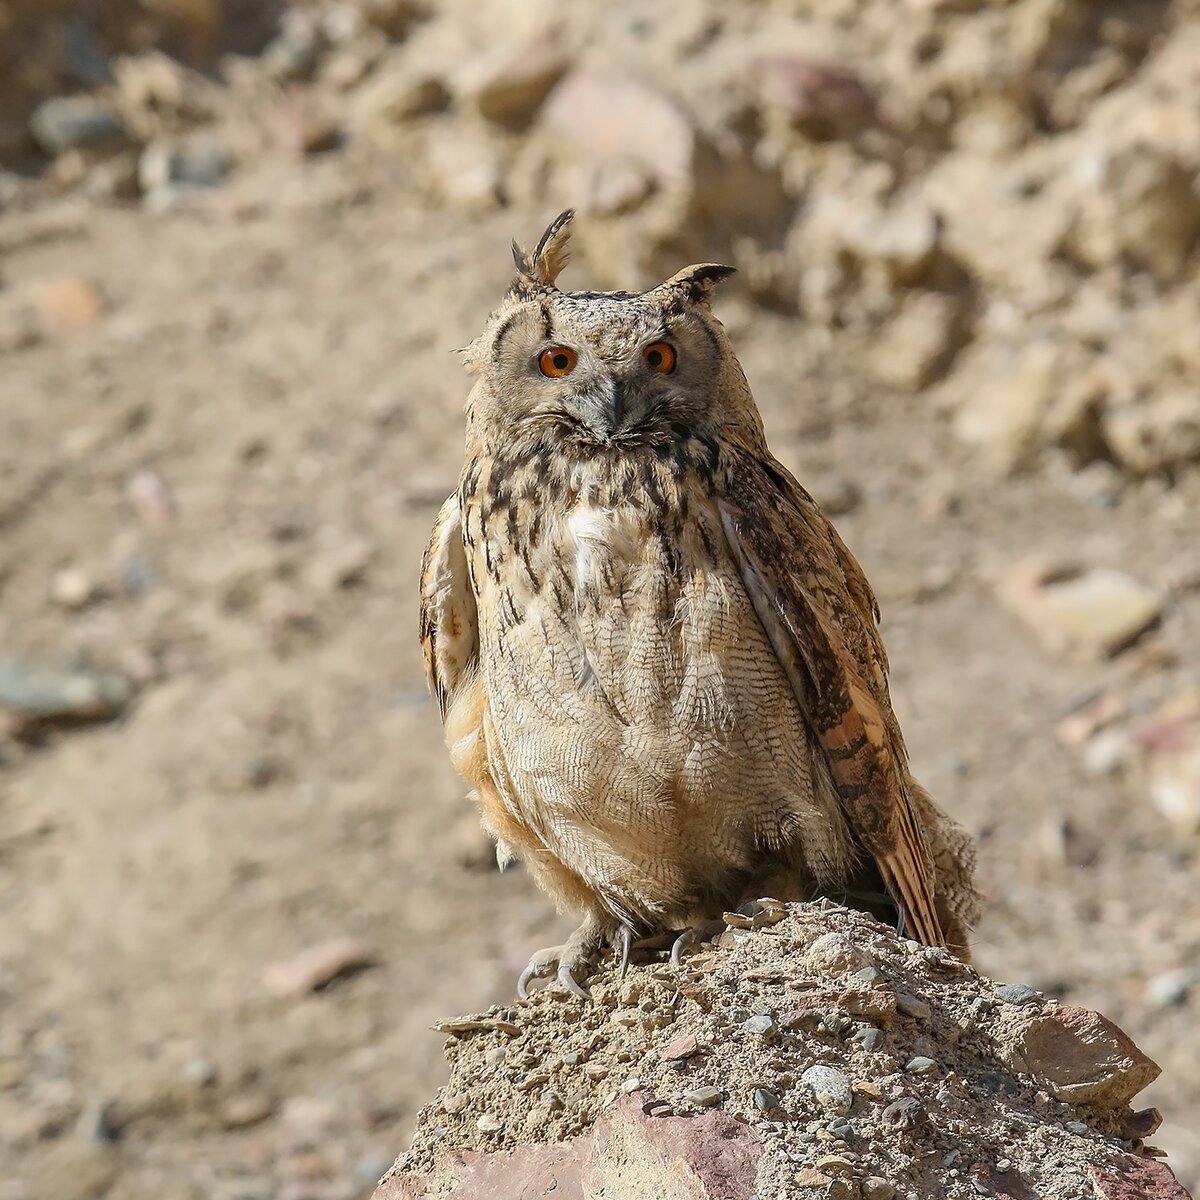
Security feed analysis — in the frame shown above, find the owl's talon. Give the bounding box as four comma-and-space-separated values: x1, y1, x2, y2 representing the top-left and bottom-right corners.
617, 925, 634, 980
670, 928, 700, 968
516, 918, 610, 1000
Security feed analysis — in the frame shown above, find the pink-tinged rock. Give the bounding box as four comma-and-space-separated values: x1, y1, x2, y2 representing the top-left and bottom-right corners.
755, 56, 878, 138
1087, 1156, 1193, 1200
659, 1032, 699, 1062
374, 1097, 761, 1200
263, 937, 374, 998
1005, 1004, 1160, 1106
30, 275, 107, 337
542, 72, 695, 192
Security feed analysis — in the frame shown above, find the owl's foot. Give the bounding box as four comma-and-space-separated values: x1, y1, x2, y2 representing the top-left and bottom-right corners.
517, 917, 615, 1001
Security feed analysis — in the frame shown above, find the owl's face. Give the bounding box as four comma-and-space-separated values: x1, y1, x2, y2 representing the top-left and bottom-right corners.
463, 212, 763, 454
472, 286, 734, 445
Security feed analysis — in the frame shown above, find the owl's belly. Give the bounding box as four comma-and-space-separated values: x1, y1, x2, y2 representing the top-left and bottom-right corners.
476, 497, 852, 928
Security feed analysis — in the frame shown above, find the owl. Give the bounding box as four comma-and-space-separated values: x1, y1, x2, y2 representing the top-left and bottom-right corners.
420, 211, 979, 998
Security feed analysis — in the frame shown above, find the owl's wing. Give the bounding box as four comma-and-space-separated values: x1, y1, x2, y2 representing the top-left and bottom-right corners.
419, 493, 478, 720
717, 447, 944, 948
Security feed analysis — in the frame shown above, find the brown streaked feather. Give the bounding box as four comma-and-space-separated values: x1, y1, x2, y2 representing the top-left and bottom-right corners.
419, 494, 478, 720
716, 449, 944, 948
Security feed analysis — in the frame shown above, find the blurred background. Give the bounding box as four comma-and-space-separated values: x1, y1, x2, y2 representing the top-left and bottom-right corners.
1, 1, 1198, 1197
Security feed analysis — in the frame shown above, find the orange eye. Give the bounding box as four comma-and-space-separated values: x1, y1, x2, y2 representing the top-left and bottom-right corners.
538, 346, 577, 378
643, 341, 676, 374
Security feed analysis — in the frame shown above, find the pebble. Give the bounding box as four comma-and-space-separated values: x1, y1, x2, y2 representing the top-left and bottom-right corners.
753, 1087, 780, 1112
50, 568, 98, 610
801, 1065, 852, 1115
996, 560, 1164, 659
905, 1056, 938, 1075
619, 1077, 642, 1094
850, 1027, 885, 1052
803, 933, 874, 976
484, 1046, 506, 1066
659, 1033, 699, 1062
882, 1097, 923, 1128
0, 659, 133, 735
220, 1090, 275, 1129
30, 275, 107, 337
743, 1015, 776, 1036
30, 97, 126, 154
684, 1086, 723, 1108
1143, 968, 1197, 1009
896, 993, 931, 1020
864, 1179, 896, 1200
475, 1113, 501, 1133
464, 33, 571, 125
994, 984, 1040, 1006
262, 937, 374, 997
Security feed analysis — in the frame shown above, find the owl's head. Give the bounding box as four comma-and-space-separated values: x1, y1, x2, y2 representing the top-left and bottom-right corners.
462, 211, 763, 452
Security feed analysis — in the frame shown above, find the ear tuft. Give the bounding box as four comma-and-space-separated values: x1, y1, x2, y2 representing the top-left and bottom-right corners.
512, 209, 574, 289
660, 262, 736, 304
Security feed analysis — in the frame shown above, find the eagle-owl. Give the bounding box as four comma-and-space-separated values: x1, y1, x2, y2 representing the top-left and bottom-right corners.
421, 211, 979, 998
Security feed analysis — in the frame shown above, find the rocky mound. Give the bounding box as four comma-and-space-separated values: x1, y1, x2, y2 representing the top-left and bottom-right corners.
378, 904, 1186, 1200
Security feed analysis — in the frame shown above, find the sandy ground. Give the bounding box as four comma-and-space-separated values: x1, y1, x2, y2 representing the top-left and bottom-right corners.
1, 3, 1199, 1197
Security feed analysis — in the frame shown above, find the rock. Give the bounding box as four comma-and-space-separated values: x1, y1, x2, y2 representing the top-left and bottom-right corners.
378, 1097, 760, 1199
802, 932, 874, 977
1131, 696, 1200, 835
138, 137, 232, 191
1004, 1004, 1160, 1106
1144, 968, 1198, 1010
905, 1056, 938, 1074
125, 469, 176, 525
262, 937, 374, 998
996, 560, 1164, 659
542, 72, 694, 195
50, 567, 99, 610
864, 1179, 896, 1200
1067, 145, 1200, 284
1104, 394, 1200, 476
871, 292, 963, 390
463, 33, 571, 126
1087, 1156, 1192, 1200
994, 984, 1041, 1007
756, 56, 878, 140
800, 1064, 852, 1115
30, 97, 126, 155
30, 276, 107, 337
683, 1086, 723, 1108
353, 64, 449, 125
220, 1089, 275, 1129
896, 993, 932, 1020
0, 659, 133, 737
659, 1033, 699, 1062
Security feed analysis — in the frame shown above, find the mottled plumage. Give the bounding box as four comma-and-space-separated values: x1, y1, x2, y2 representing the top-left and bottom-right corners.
420, 211, 979, 995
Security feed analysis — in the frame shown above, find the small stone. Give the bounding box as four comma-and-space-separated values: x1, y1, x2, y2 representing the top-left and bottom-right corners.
441, 1092, 468, 1114
743, 1015, 776, 1036
881, 1097, 923, 1129
542, 1089, 564, 1113
220, 1090, 274, 1129
794, 1168, 832, 1188
659, 1033, 698, 1062
583, 1062, 609, 1080
828, 1181, 858, 1200
0, 659, 133, 736
181, 1058, 218, 1087
801, 1065, 852, 1115
561, 1051, 583, 1066
896, 993, 931, 1020
804, 933, 874, 976
619, 1077, 642, 1094
464, 33, 571, 125
997, 561, 1163, 660
995, 984, 1041, 1006
30, 276, 107, 337
475, 1113, 501, 1133
1004, 1004, 1160, 1105
864, 1179, 896, 1200
353, 68, 449, 124
30, 97, 126, 154
50, 568, 98, 610
753, 1087, 779, 1111
683, 1086, 723, 1108
850, 1027, 885, 1052
1143, 967, 1198, 1009
262, 937, 374, 997
484, 1046, 506, 1066
905, 1056, 938, 1075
